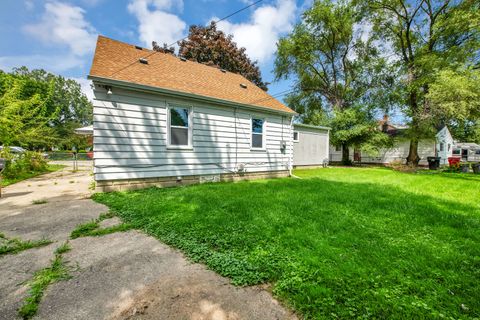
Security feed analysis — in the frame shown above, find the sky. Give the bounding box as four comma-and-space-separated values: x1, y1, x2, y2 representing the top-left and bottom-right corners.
0, 0, 312, 103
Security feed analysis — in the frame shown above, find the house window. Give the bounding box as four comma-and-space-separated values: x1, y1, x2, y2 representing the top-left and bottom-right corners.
293, 131, 299, 142
168, 106, 192, 147
440, 142, 444, 152
448, 144, 451, 151
335, 145, 342, 152
476, 150, 480, 155
453, 149, 461, 155
251, 118, 265, 149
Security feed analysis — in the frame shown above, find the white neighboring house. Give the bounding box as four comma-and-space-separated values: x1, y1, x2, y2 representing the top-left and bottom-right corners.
329, 118, 453, 165
88, 36, 296, 192
292, 124, 330, 167
453, 142, 480, 162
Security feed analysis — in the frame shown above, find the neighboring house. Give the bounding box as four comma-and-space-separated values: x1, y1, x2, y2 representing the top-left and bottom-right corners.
88, 36, 296, 191
453, 142, 480, 162
329, 117, 453, 165
292, 124, 330, 167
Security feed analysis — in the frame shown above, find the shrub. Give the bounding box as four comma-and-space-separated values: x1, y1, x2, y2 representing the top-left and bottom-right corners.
0, 148, 48, 179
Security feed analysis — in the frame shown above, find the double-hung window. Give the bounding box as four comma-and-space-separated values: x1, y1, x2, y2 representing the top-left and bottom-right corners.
168, 105, 192, 147
251, 118, 265, 149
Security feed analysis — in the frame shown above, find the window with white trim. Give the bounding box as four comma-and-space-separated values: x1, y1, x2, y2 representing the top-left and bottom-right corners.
293, 131, 299, 142
251, 118, 265, 149
168, 106, 192, 147
440, 142, 444, 152
335, 145, 342, 152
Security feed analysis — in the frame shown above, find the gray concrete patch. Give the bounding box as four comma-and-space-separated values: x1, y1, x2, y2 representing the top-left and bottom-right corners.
99, 217, 123, 229
0, 200, 107, 242
0, 243, 56, 320
36, 231, 295, 320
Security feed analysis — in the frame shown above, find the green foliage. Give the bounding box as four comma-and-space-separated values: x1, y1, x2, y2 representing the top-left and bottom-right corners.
0, 67, 92, 149
70, 212, 131, 239
0, 148, 47, 179
0, 235, 52, 256
94, 169, 480, 319
363, 0, 480, 163
275, 0, 388, 163
18, 242, 71, 319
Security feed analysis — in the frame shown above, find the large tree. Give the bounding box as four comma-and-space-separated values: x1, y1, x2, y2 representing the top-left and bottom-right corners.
0, 67, 93, 149
153, 22, 268, 90
365, 0, 480, 165
275, 0, 389, 164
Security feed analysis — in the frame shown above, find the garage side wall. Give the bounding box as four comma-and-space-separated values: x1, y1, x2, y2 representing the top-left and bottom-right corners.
293, 126, 329, 166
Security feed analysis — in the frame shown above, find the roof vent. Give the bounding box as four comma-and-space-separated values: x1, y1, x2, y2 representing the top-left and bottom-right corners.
180, 57, 187, 62
135, 45, 143, 50
139, 58, 148, 64
220, 69, 226, 73
240, 83, 247, 89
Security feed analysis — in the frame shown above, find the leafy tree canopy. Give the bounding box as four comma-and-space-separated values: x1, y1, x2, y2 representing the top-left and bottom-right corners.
275, 0, 391, 163
0, 67, 92, 150
362, 0, 480, 164
153, 22, 268, 90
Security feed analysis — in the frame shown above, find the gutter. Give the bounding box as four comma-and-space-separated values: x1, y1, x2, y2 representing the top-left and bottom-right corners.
88, 75, 298, 117
293, 123, 331, 131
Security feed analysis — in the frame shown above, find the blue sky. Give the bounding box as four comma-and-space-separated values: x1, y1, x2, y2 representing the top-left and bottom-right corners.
0, 0, 310, 102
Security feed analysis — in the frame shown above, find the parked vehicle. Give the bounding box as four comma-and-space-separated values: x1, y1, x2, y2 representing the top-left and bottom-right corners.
0, 146, 49, 159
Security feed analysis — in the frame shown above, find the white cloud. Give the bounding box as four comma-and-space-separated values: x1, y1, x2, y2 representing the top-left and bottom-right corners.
128, 0, 186, 47
214, 0, 296, 63
0, 54, 85, 73
23, 2, 97, 57
71, 77, 94, 101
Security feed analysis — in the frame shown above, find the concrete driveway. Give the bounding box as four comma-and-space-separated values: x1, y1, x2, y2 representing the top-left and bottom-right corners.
0, 162, 295, 320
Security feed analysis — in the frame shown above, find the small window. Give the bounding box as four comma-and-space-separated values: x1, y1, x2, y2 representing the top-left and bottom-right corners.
440, 142, 444, 151
293, 131, 299, 142
448, 144, 451, 151
335, 145, 342, 152
453, 149, 461, 155
168, 106, 191, 147
476, 149, 480, 155
251, 118, 264, 149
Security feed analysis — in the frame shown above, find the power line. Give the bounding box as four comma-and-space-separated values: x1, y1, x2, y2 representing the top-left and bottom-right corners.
108, 0, 264, 78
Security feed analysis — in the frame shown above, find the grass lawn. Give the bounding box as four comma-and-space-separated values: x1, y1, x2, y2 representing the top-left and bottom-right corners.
94, 167, 480, 319
0, 164, 65, 187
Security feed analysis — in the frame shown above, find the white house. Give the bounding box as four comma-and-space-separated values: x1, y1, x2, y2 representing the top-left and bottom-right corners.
292, 124, 330, 167
329, 118, 453, 165
88, 36, 296, 191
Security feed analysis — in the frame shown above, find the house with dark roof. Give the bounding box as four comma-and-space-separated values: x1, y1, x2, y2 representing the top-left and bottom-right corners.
88, 36, 297, 191
329, 116, 454, 165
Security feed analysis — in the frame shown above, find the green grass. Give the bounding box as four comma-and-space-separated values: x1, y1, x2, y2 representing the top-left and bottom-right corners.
1, 164, 65, 187
19, 242, 71, 319
93, 168, 480, 319
0, 233, 52, 256
70, 212, 131, 239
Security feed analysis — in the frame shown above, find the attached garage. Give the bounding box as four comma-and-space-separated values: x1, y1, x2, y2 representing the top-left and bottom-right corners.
293, 124, 330, 167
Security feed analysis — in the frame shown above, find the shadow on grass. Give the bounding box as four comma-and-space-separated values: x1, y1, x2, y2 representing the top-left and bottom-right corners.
94, 176, 480, 319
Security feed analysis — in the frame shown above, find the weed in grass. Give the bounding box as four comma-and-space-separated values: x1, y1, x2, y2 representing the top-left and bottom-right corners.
32, 199, 47, 205
88, 181, 96, 190
18, 242, 71, 319
94, 168, 480, 319
70, 212, 131, 239
54, 242, 71, 255
0, 236, 52, 256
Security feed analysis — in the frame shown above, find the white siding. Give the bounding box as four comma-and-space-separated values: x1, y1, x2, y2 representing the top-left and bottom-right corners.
93, 86, 293, 181
293, 126, 329, 166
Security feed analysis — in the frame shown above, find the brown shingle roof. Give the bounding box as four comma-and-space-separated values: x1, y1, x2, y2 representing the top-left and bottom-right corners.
89, 36, 295, 114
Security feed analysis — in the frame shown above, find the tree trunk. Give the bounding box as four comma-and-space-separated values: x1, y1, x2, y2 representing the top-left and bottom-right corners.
406, 138, 420, 166
342, 143, 351, 165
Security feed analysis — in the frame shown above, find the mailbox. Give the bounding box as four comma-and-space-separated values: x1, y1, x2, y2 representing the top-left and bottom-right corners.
0, 158, 5, 171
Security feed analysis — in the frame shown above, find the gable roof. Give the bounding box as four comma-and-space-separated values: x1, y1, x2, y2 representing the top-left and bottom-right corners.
88, 36, 295, 114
